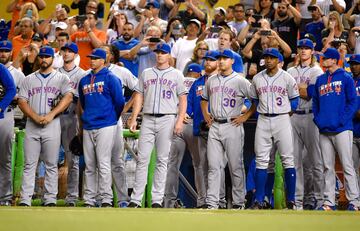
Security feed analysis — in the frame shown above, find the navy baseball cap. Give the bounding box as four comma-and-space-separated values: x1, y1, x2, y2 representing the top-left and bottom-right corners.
154, 43, 171, 54
0, 40, 12, 51
146, 0, 160, 9
262, 48, 282, 59
348, 54, 360, 64
216, 49, 234, 59
61, 42, 79, 54
297, 39, 314, 50
38, 46, 54, 57
32, 33, 44, 42
203, 50, 220, 61
87, 48, 107, 60
304, 33, 316, 43
321, 48, 340, 61
187, 63, 203, 73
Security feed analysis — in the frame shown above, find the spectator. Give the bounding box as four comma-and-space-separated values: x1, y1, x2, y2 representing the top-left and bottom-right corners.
171, 19, 200, 73
183, 40, 209, 76
113, 22, 140, 77
6, 0, 46, 39
298, 0, 313, 36
345, 1, 360, 27
138, 0, 175, 21
321, 11, 349, 52
71, 0, 105, 19
70, 11, 106, 70
13, 33, 44, 76
111, 0, 139, 27
304, 4, 327, 52
125, 25, 162, 75
271, 0, 302, 54
254, 0, 275, 21
228, 3, 248, 36
11, 17, 34, 60
225, 5, 235, 23
135, 0, 168, 37
169, 0, 207, 27
104, 11, 128, 44
315, 0, 346, 15
164, 17, 186, 46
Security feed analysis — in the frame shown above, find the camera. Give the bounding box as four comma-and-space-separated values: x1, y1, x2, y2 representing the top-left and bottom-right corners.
149, 37, 161, 43
251, 14, 263, 28
210, 27, 222, 33
260, 30, 271, 36
76, 15, 87, 28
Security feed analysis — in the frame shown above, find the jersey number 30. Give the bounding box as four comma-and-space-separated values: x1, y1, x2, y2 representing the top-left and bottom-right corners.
223, 98, 235, 108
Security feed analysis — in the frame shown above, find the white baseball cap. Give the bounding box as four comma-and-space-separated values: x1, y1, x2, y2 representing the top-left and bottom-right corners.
188, 19, 201, 29
215, 7, 226, 15
55, 21, 68, 30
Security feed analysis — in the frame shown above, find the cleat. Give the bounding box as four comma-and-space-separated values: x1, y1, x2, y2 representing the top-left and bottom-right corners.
101, 203, 113, 208
65, 202, 76, 207
347, 204, 360, 211
250, 201, 263, 210
128, 202, 141, 208
286, 201, 296, 210
232, 204, 245, 210
152, 203, 162, 208
18, 202, 30, 207
84, 203, 95, 208
118, 201, 129, 208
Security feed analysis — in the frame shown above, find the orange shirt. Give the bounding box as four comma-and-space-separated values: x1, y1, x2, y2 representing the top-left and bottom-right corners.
70, 29, 106, 70
11, 34, 33, 60
8, 0, 36, 39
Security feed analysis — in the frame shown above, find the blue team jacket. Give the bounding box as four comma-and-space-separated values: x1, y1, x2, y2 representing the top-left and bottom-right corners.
78, 67, 125, 130
313, 68, 357, 133
0, 64, 16, 119
187, 75, 207, 136
353, 76, 360, 137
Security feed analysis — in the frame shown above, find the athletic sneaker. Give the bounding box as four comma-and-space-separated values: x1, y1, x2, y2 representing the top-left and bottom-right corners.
347, 204, 360, 211
128, 202, 141, 208
318, 205, 336, 211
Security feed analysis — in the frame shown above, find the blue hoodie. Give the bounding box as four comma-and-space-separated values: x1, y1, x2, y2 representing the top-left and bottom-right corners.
0, 64, 16, 119
313, 68, 357, 133
78, 67, 125, 130
187, 75, 206, 136
353, 76, 360, 137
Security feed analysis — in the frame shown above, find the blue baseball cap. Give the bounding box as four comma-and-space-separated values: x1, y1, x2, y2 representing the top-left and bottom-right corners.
146, 0, 160, 9
38, 46, 54, 57
154, 43, 171, 54
87, 48, 106, 60
216, 49, 234, 59
0, 40, 12, 51
297, 39, 314, 49
349, 54, 360, 64
203, 50, 220, 61
321, 48, 340, 61
61, 42, 78, 54
279, 53, 284, 62
262, 48, 282, 60
187, 63, 203, 73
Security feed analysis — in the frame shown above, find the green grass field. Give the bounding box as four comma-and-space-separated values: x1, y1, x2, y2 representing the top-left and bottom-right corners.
1, 208, 360, 231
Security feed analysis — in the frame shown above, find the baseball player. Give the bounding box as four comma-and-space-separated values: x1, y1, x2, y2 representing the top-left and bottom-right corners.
78, 48, 125, 207
102, 44, 138, 207
58, 42, 87, 206
313, 48, 360, 211
164, 63, 203, 208
249, 48, 299, 210
127, 43, 187, 208
287, 39, 324, 210
0, 46, 17, 205
201, 49, 255, 209
350, 54, 360, 194
188, 50, 227, 209
18, 46, 73, 206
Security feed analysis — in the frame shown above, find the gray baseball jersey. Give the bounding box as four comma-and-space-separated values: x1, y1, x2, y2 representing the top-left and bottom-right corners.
108, 63, 138, 91
183, 77, 196, 92
250, 69, 299, 114
7, 66, 25, 92
135, 66, 187, 114
287, 64, 323, 111
202, 72, 250, 119
19, 71, 73, 115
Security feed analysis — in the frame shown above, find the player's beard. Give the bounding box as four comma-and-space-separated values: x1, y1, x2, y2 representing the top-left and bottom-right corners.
0, 55, 10, 65
40, 59, 53, 71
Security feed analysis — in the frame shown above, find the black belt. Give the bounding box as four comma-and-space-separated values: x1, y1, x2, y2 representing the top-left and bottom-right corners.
214, 118, 234, 124
261, 113, 286, 117
294, 110, 312, 115
145, 113, 176, 118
